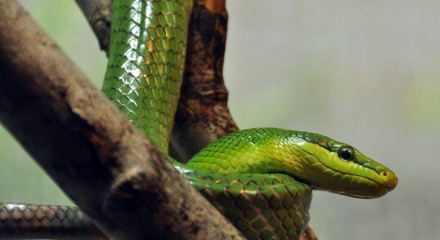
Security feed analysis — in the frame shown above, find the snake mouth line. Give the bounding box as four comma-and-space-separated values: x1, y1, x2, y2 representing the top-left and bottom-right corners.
284, 169, 389, 197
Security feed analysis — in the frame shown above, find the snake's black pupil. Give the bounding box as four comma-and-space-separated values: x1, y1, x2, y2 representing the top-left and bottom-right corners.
338, 147, 354, 161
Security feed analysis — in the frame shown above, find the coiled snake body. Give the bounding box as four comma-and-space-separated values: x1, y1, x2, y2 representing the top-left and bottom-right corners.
0, 0, 398, 239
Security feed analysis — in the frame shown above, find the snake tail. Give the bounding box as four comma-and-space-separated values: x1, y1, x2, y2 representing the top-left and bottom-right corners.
0, 203, 105, 239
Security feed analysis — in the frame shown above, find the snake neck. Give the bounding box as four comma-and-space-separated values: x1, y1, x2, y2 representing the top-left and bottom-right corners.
186, 128, 316, 175
101, 0, 193, 152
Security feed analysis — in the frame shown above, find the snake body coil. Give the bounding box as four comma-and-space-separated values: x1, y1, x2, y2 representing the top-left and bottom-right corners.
0, 0, 398, 239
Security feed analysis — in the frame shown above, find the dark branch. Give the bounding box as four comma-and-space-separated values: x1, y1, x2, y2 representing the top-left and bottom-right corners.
171, 0, 239, 161
75, 0, 112, 53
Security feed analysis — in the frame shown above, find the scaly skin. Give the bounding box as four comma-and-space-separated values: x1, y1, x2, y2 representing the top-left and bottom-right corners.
0, 203, 105, 240
102, 0, 193, 152
0, 0, 398, 239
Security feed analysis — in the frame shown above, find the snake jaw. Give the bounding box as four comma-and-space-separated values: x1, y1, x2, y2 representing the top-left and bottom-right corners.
310, 171, 397, 199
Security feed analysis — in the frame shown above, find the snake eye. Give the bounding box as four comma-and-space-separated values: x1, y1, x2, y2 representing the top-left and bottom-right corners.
338, 146, 355, 161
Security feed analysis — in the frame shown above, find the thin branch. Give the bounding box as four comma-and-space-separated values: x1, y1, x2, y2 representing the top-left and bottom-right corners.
75, 0, 112, 53
0, 1, 243, 239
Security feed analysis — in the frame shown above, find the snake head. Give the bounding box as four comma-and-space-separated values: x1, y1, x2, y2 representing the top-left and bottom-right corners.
187, 128, 398, 199
293, 140, 398, 199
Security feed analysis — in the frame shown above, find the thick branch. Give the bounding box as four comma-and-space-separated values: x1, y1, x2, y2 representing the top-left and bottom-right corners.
171, 0, 239, 161
0, 1, 243, 239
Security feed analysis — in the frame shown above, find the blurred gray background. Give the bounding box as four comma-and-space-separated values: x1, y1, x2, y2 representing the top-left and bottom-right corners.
1, 1, 439, 239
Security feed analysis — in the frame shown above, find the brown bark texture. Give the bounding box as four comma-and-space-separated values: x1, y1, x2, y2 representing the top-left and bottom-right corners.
171, 0, 239, 161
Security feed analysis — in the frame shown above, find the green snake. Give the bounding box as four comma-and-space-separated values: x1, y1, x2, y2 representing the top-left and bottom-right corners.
0, 0, 398, 239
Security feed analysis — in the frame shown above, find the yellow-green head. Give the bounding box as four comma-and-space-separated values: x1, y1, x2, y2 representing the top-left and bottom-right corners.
291, 137, 398, 198
187, 128, 398, 198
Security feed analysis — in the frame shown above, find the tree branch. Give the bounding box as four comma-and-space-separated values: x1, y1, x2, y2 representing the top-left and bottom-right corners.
171, 0, 239, 161
0, 1, 243, 239
75, 0, 112, 53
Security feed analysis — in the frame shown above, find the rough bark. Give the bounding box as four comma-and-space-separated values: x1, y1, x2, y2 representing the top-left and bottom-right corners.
0, 1, 243, 239
171, 0, 239, 161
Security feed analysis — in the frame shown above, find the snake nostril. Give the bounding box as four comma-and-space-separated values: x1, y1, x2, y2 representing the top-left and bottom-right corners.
380, 171, 388, 177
